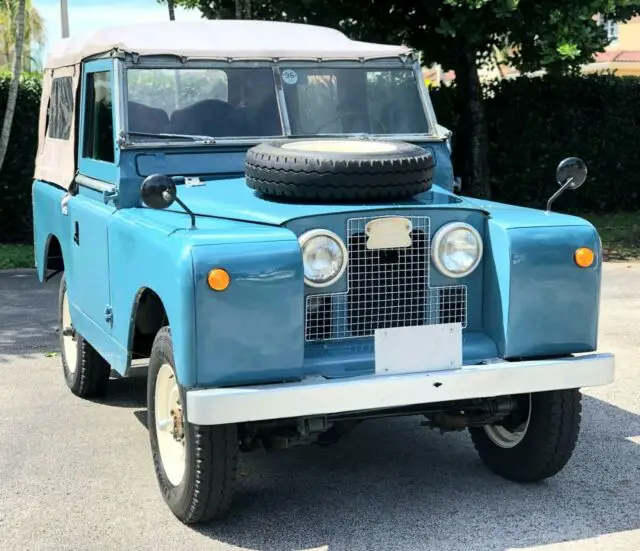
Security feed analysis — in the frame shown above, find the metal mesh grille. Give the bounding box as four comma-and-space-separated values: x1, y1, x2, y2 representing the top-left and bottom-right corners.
305, 216, 468, 342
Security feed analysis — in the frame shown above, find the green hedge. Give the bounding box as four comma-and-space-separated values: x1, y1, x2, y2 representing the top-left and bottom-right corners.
431, 73, 640, 213
1, 72, 639, 245
0, 72, 42, 244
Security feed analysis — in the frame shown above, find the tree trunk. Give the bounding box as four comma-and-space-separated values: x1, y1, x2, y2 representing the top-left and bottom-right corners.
167, 0, 176, 20
0, 0, 26, 173
452, 46, 491, 199
235, 0, 243, 19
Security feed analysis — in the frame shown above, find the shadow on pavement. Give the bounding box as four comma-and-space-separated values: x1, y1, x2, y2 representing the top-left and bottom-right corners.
2, 270, 639, 550
185, 394, 639, 551
0, 271, 58, 362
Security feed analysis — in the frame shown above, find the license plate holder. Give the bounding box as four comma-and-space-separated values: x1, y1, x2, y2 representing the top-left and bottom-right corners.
374, 323, 463, 375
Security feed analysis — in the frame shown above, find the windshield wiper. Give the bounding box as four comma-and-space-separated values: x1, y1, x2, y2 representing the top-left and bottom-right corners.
126, 131, 217, 143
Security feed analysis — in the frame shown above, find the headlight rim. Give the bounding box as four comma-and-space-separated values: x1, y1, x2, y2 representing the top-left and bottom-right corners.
431, 222, 483, 279
298, 228, 349, 288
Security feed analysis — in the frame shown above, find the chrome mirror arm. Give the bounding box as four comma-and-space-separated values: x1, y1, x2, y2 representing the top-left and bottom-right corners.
546, 176, 575, 214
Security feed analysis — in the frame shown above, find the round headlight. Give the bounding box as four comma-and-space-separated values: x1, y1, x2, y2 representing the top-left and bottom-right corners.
298, 229, 348, 288
432, 222, 483, 278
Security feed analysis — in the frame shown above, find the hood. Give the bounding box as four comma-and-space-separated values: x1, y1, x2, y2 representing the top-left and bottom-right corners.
165, 177, 483, 226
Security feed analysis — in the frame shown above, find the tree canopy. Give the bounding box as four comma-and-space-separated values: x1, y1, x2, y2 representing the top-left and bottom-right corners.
165, 0, 640, 196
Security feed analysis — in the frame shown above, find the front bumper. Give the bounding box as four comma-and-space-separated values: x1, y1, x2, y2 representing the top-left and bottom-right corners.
186, 353, 614, 425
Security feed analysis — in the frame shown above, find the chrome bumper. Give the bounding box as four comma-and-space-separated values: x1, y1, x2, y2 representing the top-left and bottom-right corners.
186, 353, 615, 426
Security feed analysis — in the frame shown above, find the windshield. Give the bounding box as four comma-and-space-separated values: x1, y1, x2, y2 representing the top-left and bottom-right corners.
281, 67, 429, 135
125, 65, 431, 141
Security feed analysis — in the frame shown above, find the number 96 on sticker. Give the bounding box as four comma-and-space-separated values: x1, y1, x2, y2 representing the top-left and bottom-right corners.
282, 69, 298, 85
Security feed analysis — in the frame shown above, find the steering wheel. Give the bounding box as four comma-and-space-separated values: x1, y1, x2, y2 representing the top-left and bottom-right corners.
311, 111, 387, 135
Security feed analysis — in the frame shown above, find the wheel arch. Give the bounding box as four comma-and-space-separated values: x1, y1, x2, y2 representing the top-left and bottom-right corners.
127, 286, 170, 370
41, 233, 65, 281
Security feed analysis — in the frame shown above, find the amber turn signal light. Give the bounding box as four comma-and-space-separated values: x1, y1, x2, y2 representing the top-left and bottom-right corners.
207, 268, 230, 291
574, 247, 595, 268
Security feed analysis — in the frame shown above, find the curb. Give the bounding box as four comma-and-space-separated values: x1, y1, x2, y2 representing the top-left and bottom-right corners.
0, 268, 38, 275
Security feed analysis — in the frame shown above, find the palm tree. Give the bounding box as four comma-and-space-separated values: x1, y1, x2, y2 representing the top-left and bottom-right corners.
0, 0, 45, 71
0, 0, 25, 172
167, 0, 175, 21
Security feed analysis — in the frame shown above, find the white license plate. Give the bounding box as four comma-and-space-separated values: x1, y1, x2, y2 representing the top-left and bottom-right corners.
374, 323, 463, 375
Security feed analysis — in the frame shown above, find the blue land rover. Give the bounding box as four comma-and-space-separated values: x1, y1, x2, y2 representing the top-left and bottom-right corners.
32, 20, 614, 523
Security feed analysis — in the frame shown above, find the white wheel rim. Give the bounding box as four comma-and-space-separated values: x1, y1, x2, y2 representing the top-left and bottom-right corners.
155, 363, 186, 486
281, 139, 398, 154
483, 395, 532, 449
61, 289, 78, 373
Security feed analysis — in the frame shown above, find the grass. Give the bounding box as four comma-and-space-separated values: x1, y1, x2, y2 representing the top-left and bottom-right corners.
574, 211, 640, 262
0, 211, 637, 270
0, 244, 35, 270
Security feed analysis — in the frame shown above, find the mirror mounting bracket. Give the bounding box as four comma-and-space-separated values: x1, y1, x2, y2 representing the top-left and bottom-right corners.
174, 196, 196, 230
546, 177, 575, 214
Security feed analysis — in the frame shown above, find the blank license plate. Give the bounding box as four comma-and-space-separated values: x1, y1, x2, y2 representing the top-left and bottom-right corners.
374, 323, 463, 375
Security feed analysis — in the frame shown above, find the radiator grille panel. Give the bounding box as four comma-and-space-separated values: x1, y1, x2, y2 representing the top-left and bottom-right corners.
304, 216, 468, 343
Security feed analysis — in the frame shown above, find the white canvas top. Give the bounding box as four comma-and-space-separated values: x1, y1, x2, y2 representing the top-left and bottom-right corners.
45, 20, 413, 69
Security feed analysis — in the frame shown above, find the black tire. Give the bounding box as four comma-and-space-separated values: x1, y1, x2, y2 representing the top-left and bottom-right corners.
245, 138, 435, 201
469, 389, 582, 482
58, 274, 110, 398
148, 327, 239, 524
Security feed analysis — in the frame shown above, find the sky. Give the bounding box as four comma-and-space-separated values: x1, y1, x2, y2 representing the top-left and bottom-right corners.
33, 0, 203, 63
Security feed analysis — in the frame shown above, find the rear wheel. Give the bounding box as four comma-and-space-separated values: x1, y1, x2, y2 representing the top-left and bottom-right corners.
469, 389, 582, 482
58, 275, 110, 398
148, 327, 239, 524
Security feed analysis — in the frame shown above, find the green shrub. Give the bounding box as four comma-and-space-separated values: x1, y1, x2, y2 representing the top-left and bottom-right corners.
430, 74, 640, 212
0, 71, 42, 244
0, 71, 638, 246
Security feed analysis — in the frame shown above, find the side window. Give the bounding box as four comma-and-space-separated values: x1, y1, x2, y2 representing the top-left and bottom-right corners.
83, 71, 114, 163
47, 76, 74, 140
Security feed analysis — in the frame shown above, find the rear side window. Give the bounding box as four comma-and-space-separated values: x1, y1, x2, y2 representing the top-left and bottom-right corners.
47, 76, 74, 140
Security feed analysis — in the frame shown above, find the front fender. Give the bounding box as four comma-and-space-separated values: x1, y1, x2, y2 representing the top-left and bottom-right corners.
108, 210, 197, 383
481, 204, 602, 358
191, 235, 305, 388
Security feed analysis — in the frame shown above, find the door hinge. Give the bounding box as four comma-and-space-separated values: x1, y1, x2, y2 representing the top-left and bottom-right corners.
103, 189, 119, 205
104, 305, 113, 326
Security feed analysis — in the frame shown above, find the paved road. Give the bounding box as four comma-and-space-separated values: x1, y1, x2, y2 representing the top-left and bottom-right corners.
0, 265, 638, 551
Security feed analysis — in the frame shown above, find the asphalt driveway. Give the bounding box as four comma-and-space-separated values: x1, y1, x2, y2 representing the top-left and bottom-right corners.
0, 264, 638, 551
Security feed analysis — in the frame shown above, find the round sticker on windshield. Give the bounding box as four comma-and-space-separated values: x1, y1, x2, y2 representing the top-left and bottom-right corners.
282, 69, 298, 85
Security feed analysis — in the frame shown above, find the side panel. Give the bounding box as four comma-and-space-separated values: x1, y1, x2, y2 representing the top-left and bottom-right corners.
32, 181, 71, 283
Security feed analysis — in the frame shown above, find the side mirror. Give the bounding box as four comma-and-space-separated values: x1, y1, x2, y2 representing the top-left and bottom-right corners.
141, 174, 176, 209
140, 173, 197, 229
556, 157, 587, 190
547, 157, 588, 213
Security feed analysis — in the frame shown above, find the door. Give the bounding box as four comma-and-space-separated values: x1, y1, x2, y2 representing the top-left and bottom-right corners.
67, 60, 118, 334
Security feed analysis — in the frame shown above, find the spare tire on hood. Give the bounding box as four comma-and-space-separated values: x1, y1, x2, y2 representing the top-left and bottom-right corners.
244, 139, 435, 201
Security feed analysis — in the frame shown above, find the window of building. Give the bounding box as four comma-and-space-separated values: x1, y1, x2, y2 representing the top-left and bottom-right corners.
47, 76, 74, 140
597, 14, 619, 44
604, 20, 619, 43
83, 71, 114, 163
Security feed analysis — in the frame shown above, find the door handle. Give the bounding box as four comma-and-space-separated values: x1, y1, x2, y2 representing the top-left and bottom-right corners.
73, 221, 80, 245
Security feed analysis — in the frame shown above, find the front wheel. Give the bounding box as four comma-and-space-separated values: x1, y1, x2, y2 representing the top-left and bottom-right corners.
148, 327, 239, 524
469, 389, 582, 482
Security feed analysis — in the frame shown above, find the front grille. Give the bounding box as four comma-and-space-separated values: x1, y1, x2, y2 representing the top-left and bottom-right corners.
305, 216, 468, 343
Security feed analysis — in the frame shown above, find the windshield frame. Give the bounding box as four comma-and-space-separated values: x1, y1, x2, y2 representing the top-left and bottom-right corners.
118, 56, 441, 149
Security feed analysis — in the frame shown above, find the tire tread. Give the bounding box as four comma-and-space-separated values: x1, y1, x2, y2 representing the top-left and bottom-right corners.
148, 327, 238, 524
469, 389, 582, 482
59, 275, 110, 399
